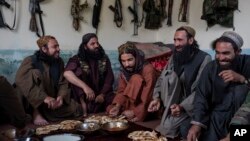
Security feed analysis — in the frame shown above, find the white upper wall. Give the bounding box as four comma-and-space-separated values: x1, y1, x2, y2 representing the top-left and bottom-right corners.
0, 0, 249, 50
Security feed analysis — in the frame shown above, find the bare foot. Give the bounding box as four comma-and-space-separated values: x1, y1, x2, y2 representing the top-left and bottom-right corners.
33, 110, 49, 126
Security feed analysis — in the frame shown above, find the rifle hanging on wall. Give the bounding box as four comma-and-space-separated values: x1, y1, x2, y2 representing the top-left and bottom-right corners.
71, 0, 88, 31
0, 0, 17, 30
92, 0, 102, 34
128, 0, 142, 36
109, 0, 122, 28
29, 0, 45, 37
166, 0, 173, 26
178, 0, 189, 22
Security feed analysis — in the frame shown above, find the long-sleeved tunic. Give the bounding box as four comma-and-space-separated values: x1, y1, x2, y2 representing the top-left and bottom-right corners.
107, 63, 158, 121
153, 50, 211, 138
192, 55, 250, 140
15, 55, 82, 121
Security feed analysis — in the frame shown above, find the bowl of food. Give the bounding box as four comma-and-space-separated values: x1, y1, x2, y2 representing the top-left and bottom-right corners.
76, 122, 100, 134
101, 121, 129, 133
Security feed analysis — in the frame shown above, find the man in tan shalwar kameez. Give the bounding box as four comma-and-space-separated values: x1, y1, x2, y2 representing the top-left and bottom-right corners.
107, 43, 158, 122
15, 36, 82, 125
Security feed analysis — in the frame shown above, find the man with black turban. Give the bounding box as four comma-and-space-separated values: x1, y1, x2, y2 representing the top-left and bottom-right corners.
64, 33, 114, 117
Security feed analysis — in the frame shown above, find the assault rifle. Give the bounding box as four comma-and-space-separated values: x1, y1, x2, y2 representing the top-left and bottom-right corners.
92, 0, 102, 34
29, 0, 45, 37
0, 0, 16, 30
109, 0, 122, 27
178, 0, 189, 22
166, 0, 173, 26
128, 0, 140, 36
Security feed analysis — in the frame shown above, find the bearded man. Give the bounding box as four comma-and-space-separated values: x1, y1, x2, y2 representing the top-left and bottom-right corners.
107, 43, 158, 122
64, 33, 114, 117
15, 36, 82, 126
187, 32, 250, 141
148, 26, 211, 139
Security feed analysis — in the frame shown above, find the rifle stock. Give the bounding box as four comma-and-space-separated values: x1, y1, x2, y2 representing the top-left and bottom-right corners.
29, 0, 45, 37
167, 0, 173, 26
178, 0, 188, 22
128, 0, 139, 35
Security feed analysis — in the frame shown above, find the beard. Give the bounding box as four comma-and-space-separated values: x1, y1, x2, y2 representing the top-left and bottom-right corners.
217, 56, 237, 71
85, 47, 104, 59
173, 44, 198, 76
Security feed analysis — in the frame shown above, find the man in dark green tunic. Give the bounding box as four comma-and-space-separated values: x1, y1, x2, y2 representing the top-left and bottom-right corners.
187, 31, 250, 141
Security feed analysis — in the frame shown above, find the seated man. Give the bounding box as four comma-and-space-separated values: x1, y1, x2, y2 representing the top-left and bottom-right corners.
0, 75, 30, 129
107, 43, 158, 122
15, 35, 82, 126
64, 33, 114, 117
187, 31, 250, 141
147, 26, 211, 139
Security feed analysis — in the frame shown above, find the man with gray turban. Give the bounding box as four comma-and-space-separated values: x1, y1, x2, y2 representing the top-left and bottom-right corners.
187, 31, 250, 141
15, 35, 82, 125
64, 33, 114, 117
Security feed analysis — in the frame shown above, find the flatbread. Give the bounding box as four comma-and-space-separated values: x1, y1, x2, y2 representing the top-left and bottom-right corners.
128, 130, 167, 141
84, 115, 128, 124
35, 120, 82, 135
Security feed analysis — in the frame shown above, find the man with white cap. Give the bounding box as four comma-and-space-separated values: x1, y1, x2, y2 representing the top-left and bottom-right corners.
148, 26, 211, 140
187, 31, 250, 141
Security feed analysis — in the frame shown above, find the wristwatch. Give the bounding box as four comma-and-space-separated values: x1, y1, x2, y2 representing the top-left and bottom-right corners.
244, 78, 250, 86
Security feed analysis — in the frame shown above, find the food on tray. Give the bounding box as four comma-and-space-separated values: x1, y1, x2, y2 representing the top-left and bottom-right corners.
59, 120, 82, 130
128, 130, 167, 141
36, 120, 82, 135
36, 124, 60, 135
84, 115, 127, 124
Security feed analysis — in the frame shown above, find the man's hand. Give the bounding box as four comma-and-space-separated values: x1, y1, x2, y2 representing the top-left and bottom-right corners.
44, 96, 56, 109
53, 96, 63, 109
83, 86, 95, 101
122, 110, 135, 119
95, 94, 104, 103
170, 104, 183, 117
187, 125, 202, 141
148, 99, 161, 112
109, 105, 120, 117
219, 70, 246, 83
